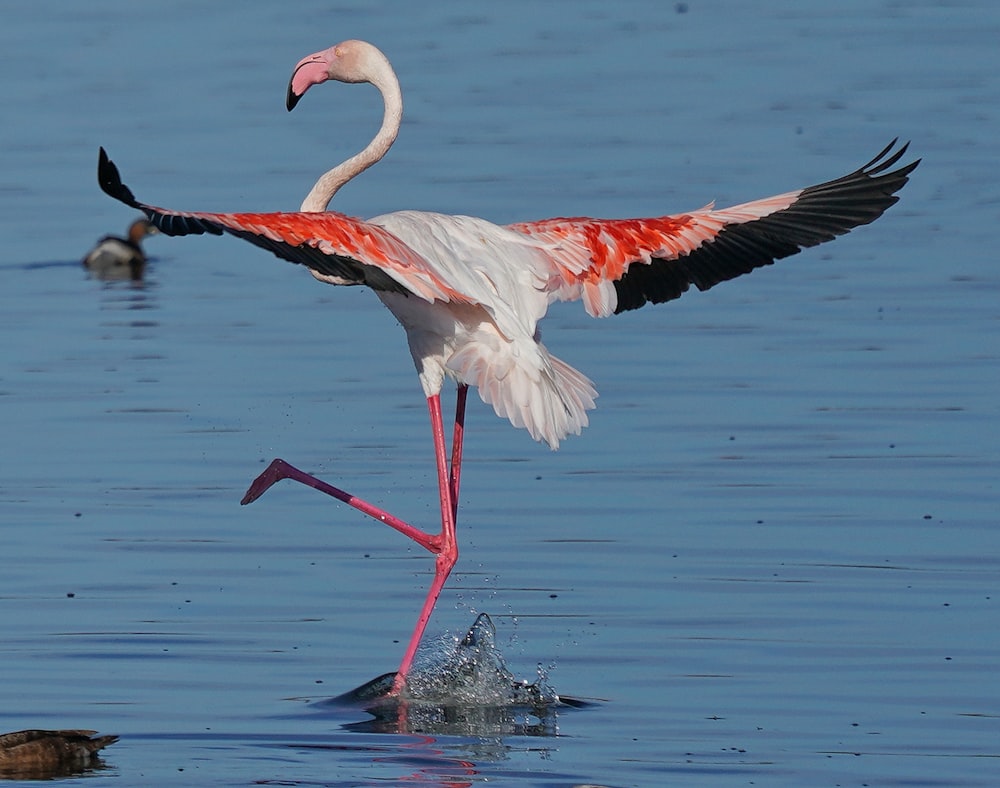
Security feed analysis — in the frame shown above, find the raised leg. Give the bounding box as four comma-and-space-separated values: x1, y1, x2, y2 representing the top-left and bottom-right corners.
241, 385, 470, 694
241, 457, 441, 550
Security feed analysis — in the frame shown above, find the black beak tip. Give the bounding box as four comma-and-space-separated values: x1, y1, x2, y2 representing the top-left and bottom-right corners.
286, 83, 301, 112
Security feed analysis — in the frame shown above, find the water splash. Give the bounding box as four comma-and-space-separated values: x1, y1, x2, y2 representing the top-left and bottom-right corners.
404, 613, 557, 706
325, 613, 592, 736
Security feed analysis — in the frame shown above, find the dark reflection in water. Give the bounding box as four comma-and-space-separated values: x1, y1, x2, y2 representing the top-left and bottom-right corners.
0, 259, 161, 298
319, 614, 593, 737
96, 279, 159, 314
5, 253, 161, 288
4, 260, 82, 272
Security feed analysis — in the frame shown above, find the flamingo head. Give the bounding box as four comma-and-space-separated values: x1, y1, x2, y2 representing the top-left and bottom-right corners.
286, 40, 387, 111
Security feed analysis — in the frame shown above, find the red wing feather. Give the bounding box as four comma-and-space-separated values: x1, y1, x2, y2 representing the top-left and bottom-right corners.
96, 148, 461, 302
509, 140, 919, 315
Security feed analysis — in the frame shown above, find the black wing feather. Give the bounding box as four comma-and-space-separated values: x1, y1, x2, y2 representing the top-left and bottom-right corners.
613, 140, 919, 313
96, 148, 408, 294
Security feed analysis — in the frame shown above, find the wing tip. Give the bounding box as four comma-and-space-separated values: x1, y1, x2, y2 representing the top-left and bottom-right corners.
97, 147, 140, 208
860, 138, 921, 182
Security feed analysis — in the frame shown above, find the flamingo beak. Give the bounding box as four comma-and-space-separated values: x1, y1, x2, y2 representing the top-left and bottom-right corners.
287, 52, 332, 111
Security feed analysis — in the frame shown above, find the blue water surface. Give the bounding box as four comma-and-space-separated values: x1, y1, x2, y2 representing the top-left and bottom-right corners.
1, 1, 998, 785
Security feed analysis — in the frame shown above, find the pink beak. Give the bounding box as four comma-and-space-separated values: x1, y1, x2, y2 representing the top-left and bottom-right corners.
287, 51, 332, 111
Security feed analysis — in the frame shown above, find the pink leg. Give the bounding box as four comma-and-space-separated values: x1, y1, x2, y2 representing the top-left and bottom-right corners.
241, 387, 469, 694
449, 384, 469, 521
389, 386, 468, 692
240, 458, 439, 551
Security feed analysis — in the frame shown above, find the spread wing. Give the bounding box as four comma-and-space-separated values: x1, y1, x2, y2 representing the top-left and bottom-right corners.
508, 140, 919, 317
97, 148, 463, 303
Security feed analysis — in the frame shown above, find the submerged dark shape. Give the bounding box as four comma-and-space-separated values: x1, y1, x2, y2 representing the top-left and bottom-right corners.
0, 729, 118, 780
325, 614, 595, 736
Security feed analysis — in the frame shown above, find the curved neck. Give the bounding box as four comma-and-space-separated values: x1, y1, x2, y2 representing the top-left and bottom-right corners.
299, 68, 402, 212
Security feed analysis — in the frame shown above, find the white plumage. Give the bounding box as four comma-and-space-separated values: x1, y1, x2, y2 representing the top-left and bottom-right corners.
371, 210, 597, 448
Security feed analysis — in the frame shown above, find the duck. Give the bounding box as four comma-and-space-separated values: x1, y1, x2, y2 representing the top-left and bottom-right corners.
0, 729, 118, 779
82, 218, 157, 280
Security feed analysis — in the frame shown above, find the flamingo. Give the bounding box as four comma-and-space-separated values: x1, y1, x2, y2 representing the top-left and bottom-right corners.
96, 39, 918, 694
82, 217, 157, 281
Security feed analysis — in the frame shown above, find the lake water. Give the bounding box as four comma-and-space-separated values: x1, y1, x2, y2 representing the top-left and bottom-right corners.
2, 1, 998, 785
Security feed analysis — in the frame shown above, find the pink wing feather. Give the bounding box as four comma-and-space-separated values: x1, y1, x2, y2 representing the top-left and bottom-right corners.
510, 140, 918, 317
99, 141, 918, 319
97, 149, 464, 304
